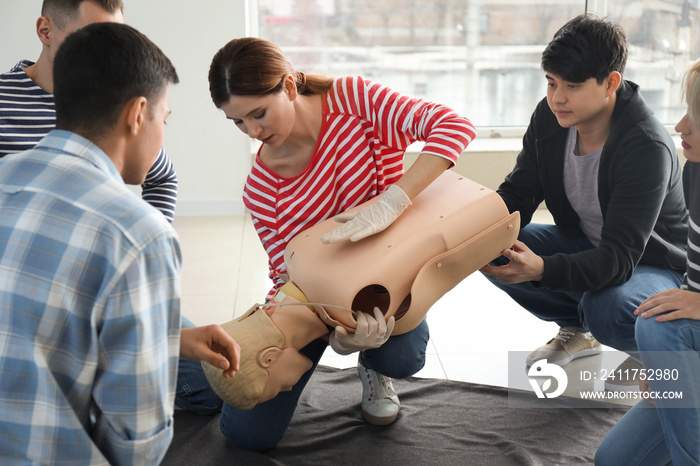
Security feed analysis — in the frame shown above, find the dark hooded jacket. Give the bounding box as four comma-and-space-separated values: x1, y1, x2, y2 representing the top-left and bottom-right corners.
498, 80, 688, 292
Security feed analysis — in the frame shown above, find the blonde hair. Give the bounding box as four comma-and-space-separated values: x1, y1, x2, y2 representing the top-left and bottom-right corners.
684, 59, 700, 126
201, 306, 285, 410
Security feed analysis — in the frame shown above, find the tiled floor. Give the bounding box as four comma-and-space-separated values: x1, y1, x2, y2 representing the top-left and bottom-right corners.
173, 210, 632, 404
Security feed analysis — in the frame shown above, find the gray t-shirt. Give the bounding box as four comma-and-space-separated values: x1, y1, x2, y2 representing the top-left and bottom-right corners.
563, 127, 604, 246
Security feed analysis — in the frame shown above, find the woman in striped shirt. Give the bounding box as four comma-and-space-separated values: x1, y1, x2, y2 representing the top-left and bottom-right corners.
205, 37, 476, 450
596, 59, 700, 466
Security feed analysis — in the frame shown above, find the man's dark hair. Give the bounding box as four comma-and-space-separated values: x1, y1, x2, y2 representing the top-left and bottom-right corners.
42, 0, 124, 29
54, 22, 179, 139
541, 14, 628, 84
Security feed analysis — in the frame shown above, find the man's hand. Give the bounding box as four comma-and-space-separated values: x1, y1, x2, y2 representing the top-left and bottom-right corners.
480, 240, 544, 284
635, 288, 700, 322
329, 307, 395, 355
320, 185, 411, 243
180, 325, 240, 378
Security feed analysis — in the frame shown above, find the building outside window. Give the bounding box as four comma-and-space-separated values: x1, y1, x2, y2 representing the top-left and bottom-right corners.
609, 0, 698, 124
256, 0, 700, 133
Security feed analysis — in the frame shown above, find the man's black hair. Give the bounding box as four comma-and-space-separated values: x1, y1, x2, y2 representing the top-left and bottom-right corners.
41, 0, 124, 29
542, 14, 627, 84
54, 22, 178, 139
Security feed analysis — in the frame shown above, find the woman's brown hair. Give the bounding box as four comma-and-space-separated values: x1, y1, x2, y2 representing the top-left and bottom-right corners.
209, 37, 334, 108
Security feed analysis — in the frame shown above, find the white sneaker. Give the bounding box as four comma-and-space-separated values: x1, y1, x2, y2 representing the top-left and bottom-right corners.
526, 327, 602, 366
357, 361, 400, 425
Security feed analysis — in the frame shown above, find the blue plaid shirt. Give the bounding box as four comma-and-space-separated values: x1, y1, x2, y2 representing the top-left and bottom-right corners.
0, 130, 182, 465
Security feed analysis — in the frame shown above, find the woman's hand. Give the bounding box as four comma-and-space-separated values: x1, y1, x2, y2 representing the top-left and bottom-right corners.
320, 153, 450, 244
635, 288, 700, 322
329, 307, 395, 355
320, 184, 411, 243
180, 325, 240, 378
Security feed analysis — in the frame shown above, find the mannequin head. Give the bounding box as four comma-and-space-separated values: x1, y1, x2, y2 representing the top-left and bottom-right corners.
202, 285, 330, 409
204, 171, 520, 409
201, 305, 285, 410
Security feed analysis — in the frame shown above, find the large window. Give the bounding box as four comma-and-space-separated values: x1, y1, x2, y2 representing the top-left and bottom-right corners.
257, 0, 700, 129
609, 0, 700, 124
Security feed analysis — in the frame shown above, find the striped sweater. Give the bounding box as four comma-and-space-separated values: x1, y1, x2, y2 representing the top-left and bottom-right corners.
244, 76, 477, 295
0, 60, 178, 222
683, 161, 700, 293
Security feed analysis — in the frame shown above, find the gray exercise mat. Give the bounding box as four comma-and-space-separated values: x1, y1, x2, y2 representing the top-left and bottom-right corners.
162, 365, 628, 465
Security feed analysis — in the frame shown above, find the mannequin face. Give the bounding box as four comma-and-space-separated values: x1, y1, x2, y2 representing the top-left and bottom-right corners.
200, 300, 324, 410
257, 346, 313, 403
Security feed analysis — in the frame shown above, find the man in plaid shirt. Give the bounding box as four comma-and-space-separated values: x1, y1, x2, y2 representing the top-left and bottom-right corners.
0, 22, 238, 465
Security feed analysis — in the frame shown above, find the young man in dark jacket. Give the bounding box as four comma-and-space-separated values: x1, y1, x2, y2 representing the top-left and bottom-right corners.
481, 14, 688, 391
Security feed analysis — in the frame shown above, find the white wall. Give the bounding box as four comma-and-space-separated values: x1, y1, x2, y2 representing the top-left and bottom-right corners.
0, 0, 252, 215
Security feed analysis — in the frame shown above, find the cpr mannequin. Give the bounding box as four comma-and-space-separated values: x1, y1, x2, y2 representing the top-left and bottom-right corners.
202, 170, 520, 409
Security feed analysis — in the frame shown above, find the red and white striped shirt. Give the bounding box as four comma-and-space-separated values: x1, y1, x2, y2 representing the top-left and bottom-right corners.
243, 76, 476, 296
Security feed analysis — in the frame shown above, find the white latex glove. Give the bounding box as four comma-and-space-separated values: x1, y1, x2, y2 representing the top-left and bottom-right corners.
320, 184, 411, 243
329, 307, 395, 355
